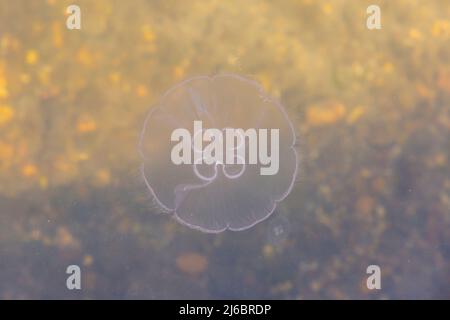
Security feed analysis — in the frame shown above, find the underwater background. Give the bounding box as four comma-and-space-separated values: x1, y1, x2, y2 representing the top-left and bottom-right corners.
0, 0, 449, 299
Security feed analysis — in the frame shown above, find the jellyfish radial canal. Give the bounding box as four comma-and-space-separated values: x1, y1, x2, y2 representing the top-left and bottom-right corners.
139, 74, 298, 232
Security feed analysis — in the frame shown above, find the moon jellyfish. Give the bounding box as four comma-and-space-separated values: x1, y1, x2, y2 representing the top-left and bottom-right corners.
139, 74, 298, 233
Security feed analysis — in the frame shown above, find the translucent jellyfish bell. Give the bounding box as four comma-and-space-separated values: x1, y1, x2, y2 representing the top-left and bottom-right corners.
139, 74, 298, 233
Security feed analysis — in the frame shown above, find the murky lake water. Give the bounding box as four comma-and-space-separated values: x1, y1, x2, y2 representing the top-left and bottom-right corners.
0, 0, 449, 299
